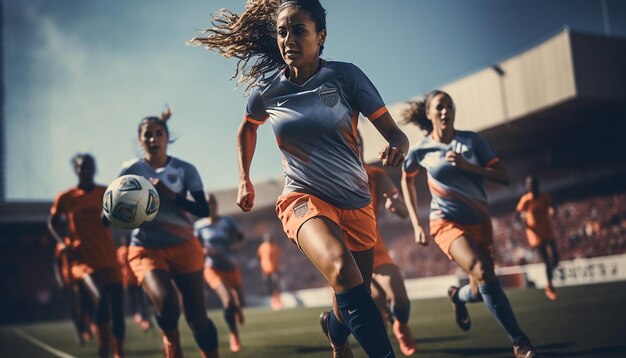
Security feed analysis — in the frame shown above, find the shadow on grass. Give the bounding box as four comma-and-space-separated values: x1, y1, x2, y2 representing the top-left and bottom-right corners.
416, 334, 467, 344
539, 343, 626, 357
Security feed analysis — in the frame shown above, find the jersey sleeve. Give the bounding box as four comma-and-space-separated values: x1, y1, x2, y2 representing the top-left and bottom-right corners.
244, 87, 270, 125
50, 192, 66, 216
471, 132, 499, 167
402, 147, 421, 177
184, 164, 204, 193
346, 64, 387, 121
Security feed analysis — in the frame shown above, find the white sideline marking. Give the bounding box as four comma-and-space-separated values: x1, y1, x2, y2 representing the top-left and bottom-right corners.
12, 328, 77, 358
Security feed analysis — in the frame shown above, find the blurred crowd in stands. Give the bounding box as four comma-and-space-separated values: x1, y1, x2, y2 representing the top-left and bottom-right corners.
233, 192, 626, 295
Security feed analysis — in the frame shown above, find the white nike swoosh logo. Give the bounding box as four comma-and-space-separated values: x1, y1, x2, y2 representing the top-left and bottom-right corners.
277, 99, 289, 107
347, 309, 357, 315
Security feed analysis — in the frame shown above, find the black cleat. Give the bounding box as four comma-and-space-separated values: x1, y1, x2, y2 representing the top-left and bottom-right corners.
320, 311, 353, 358
448, 286, 471, 331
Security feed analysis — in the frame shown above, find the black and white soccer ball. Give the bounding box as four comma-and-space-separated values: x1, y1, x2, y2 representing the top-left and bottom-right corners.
103, 174, 159, 230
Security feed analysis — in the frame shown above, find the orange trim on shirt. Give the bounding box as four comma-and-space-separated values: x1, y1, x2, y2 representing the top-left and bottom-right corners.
245, 114, 268, 125
485, 157, 500, 167
403, 168, 420, 177
368, 106, 388, 122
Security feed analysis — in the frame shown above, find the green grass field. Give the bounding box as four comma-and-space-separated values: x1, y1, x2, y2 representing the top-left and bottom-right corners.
2, 281, 626, 357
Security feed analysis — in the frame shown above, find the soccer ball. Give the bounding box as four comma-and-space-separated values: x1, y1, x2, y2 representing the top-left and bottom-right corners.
103, 174, 160, 230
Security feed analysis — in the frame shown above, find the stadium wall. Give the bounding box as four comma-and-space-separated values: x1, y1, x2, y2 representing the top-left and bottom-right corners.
270, 253, 626, 309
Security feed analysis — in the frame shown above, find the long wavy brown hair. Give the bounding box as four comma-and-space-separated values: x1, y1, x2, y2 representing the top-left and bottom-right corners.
188, 0, 327, 94
401, 90, 453, 135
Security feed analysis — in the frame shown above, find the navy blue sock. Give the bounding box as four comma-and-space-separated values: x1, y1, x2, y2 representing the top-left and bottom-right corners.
390, 303, 411, 324
478, 280, 525, 342
336, 283, 395, 357
328, 310, 350, 345
457, 284, 483, 304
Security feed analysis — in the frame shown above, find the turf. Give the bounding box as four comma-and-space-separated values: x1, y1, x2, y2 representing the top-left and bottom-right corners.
1, 281, 626, 357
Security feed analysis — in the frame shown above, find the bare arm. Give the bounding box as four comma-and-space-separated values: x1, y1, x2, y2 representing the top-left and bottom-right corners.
376, 170, 408, 219
372, 113, 409, 167
445, 152, 509, 185
47, 213, 67, 248
401, 171, 427, 245
237, 119, 259, 212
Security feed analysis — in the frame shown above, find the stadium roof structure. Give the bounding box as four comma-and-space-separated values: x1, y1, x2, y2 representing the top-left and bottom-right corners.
360, 28, 626, 163
1, 28, 625, 222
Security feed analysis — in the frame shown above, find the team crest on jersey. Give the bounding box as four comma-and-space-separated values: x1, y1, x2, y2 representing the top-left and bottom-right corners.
452, 141, 471, 158
167, 173, 178, 184
293, 201, 309, 218
118, 176, 142, 191
319, 88, 339, 108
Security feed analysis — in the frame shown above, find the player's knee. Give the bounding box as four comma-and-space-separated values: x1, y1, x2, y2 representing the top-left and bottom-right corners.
470, 260, 493, 283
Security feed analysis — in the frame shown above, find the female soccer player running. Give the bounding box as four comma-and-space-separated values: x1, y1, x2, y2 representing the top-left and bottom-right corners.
516, 175, 560, 301
48, 154, 125, 358
357, 133, 416, 356
194, 193, 246, 353
119, 108, 219, 358
190, 1, 408, 356
400, 91, 536, 358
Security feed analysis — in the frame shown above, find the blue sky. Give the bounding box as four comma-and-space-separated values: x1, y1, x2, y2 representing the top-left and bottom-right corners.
4, 0, 626, 201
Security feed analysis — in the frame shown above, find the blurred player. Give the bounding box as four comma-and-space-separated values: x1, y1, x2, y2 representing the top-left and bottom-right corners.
358, 133, 416, 356
52, 238, 94, 346
48, 153, 125, 358
194, 193, 246, 353
257, 232, 283, 311
190, 1, 408, 356
119, 107, 218, 358
400, 91, 536, 358
115, 231, 152, 331
516, 175, 560, 301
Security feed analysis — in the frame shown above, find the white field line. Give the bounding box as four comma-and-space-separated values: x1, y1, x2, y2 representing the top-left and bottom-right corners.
12, 328, 77, 358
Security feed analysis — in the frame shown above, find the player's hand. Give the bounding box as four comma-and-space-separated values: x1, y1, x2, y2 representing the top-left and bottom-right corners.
383, 192, 408, 218
414, 225, 428, 246
237, 179, 255, 212
379, 146, 405, 167
149, 178, 175, 201
445, 151, 470, 170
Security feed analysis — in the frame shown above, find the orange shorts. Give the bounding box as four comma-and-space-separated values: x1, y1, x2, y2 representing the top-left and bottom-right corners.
373, 230, 396, 269
70, 265, 122, 284
276, 192, 377, 252
117, 245, 139, 287
203, 266, 243, 290
430, 219, 493, 261
128, 238, 204, 285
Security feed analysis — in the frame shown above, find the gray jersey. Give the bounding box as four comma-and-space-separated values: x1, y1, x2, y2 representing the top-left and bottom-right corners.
194, 216, 243, 271
120, 157, 204, 248
245, 60, 388, 209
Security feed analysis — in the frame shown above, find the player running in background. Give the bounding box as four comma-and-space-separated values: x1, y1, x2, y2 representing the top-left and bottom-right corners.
516, 175, 560, 301
400, 91, 536, 358
194, 193, 246, 353
52, 234, 95, 346
115, 231, 152, 331
257, 232, 283, 311
357, 133, 417, 356
190, 1, 408, 356
119, 108, 219, 358
48, 153, 125, 358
